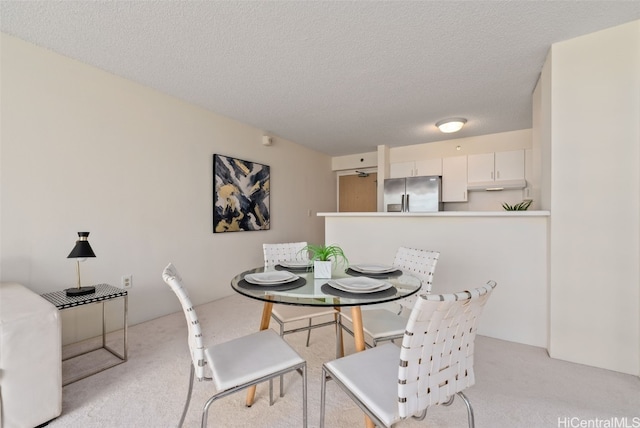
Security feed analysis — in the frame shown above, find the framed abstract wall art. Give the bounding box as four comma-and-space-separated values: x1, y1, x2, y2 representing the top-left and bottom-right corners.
213, 154, 270, 233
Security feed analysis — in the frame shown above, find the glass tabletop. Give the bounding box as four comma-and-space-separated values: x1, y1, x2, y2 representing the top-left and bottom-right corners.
230, 266, 422, 307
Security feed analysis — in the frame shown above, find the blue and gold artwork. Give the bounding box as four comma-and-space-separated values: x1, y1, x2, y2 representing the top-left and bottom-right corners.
213, 154, 270, 233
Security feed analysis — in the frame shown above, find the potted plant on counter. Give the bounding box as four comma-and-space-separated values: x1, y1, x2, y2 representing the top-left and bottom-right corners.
302, 244, 348, 279
502, 200, 533, 211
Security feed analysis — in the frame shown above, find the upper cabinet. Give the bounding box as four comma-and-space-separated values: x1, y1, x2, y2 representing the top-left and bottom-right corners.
389, 161, 415, 178
467, 153, 495, 183
467, 150, 525, 189
389, 158, 442, 178
442, 156, 468, 202
495, 150, 525, 181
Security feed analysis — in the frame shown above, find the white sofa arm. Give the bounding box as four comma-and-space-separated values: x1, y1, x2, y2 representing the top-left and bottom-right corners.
0, 282, 62, 428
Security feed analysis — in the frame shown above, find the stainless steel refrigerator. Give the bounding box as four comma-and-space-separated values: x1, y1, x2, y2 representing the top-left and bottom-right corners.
383, 176, 443, 212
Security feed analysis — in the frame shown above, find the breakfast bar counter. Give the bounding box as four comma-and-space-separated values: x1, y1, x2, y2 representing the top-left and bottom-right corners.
318, 211, 550, 348
318, 210, 550, 217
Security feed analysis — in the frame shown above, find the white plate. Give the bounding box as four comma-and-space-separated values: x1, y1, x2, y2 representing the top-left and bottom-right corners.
279, 260, 312, 268
334, 277, 387, 290
244, 271, 298, 285
328, 278, 392, 294
350, 264, 397, 274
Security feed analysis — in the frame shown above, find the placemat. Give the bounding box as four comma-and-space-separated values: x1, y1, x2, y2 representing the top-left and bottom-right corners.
237, 277, 306, 291
345, 268, 402, 278
275, 264, 312, 273
320, 283, 397, 299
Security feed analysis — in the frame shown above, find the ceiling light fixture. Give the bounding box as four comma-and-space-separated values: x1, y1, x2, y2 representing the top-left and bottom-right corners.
436, 118, 467, 133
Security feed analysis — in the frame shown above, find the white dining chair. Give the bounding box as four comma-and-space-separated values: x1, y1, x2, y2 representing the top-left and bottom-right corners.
162, 263, 307, 428
337, 247, 440, 349
264, 242, 339, 347
264, 242, 340, 397
321, 280, 497, 428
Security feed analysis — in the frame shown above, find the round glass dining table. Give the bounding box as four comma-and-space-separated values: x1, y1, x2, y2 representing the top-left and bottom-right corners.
231, 265, 422, 309
230, 264, 422, 416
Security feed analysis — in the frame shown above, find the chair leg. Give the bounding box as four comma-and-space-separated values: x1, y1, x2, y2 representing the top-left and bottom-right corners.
302, 364, 308, 428
201, 394, 216, 428
319, 367, 328, 428
442, 395, 455, 406
280, 374, 285, 398
457, 391, 475, 428
178, 363, 195, 428
305, 319, 312, 347
279, 323, 285, 398
269, 379, 274, 405
411, 408, 428, 421
336, 316, 344, 358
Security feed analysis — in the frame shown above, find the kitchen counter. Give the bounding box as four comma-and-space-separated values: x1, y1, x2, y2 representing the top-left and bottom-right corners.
318, 210, 550, 217
320, 210, 550, 348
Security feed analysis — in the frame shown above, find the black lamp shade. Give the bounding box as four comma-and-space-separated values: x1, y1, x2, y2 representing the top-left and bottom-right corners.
67, 232, 96, 258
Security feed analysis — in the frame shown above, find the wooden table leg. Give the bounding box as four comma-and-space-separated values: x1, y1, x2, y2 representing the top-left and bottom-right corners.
350, 306, 366, 352
350, 306, 375, 428
258, 301, 274, 331
245, 300, 273, 407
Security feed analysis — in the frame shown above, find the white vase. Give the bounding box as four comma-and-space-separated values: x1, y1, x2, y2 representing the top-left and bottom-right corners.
313, 260, 332, 279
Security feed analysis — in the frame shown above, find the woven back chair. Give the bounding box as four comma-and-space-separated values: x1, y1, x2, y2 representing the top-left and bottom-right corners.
321, 280, 496, 428
263, 241, 309, 270
163, 264, 207, 380
262, 242, 339, 396
392, 247, 440, 310
163, 263, 307, 428
398, 281, 495, 423
337, 247, 440, 348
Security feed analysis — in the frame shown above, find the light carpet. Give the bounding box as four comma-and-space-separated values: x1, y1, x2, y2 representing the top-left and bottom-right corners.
51, 294, 640, 428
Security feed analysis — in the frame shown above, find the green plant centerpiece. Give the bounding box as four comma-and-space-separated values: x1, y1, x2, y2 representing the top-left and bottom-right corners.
302, 244, 348, 279
502, 200, 532, 211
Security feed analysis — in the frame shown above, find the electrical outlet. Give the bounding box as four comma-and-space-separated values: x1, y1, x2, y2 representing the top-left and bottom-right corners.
121, 274, 132, 289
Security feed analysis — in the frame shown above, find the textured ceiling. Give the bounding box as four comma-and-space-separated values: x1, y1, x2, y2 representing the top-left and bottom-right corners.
1, 1, 639, 156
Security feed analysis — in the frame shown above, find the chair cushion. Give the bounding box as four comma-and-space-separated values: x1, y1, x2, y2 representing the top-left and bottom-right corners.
360, 309, 408, 339
206, 329, 304, 392
324, 343, 401, 427
342, 308, 408, 340
272, 305, 336, 323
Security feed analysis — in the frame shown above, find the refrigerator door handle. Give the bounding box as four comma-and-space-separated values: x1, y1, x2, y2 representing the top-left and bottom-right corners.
406, 194, 410, 212
401, 194, 405, 212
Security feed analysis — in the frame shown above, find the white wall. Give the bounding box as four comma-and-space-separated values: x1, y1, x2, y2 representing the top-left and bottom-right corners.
388, 129, 532, 161
547, 21, 640, 375
535, 54, 553, 213
0, 34, 337, 334
331, 151, 377, 171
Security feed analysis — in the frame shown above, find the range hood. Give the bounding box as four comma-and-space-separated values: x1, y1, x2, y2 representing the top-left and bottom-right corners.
467, 179, 527, 191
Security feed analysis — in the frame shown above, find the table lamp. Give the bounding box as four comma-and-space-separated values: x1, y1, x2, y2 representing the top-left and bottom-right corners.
66, 231, 96, 296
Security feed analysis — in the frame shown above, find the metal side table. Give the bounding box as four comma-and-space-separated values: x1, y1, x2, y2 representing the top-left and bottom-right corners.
41, 283, 128, 385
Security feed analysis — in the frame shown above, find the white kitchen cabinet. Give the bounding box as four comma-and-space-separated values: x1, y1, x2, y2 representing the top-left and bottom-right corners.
467, 153, 494, 183
468, 150, 525, 183
389, 158, 442, 178
442, 155, 467, 202
495, 150, 525, 181
389, 161, 415, 178
416, 158, 442, 176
